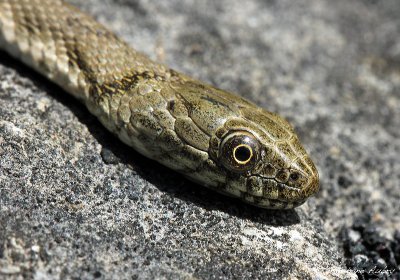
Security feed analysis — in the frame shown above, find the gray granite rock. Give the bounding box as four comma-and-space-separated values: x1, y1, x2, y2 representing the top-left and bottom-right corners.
1, 0, 399, 279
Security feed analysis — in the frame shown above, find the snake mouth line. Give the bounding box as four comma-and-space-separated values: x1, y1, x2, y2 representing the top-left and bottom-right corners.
249, 175, 302, 192
241, 175, 305, 208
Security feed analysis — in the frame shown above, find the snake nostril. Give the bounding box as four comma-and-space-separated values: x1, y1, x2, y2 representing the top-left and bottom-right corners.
289, 172, 299, 181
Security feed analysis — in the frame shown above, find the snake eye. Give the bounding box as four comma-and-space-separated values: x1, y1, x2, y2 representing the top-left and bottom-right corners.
219, 131, 260, 173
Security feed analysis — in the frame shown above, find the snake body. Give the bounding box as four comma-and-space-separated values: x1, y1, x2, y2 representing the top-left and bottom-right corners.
0, 0, 319, 209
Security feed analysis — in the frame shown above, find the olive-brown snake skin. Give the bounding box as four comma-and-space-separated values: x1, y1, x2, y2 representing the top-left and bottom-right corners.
0, 0, 319, 209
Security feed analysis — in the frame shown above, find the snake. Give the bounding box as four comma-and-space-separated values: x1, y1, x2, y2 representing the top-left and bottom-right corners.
0, 0, 319, 209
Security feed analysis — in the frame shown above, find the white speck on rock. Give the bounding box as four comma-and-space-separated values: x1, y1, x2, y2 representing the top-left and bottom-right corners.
31, 245, 41, 253
348, 229, 361, 243
289, 230, 304, 242
0, 265, 21, 275
0, 120, 26, 138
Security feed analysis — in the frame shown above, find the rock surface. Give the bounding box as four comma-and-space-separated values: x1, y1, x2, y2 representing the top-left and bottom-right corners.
1, 0, 399, 279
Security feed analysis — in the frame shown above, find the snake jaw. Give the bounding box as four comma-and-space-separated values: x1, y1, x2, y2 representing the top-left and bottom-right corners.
248, 176, 303, 207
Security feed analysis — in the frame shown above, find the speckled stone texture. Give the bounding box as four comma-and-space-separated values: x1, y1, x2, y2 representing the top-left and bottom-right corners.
0, 0, 398, 279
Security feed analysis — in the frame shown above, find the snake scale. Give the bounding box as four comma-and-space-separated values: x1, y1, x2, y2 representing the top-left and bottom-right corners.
0, 0, 319, 209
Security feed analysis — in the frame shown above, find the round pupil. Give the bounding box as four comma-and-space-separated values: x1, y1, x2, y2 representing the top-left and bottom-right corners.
235, 146, 251, 162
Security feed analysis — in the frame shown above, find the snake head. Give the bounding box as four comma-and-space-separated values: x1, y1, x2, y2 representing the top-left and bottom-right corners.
168, 80, 318, 209
209, 107, 319, 209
